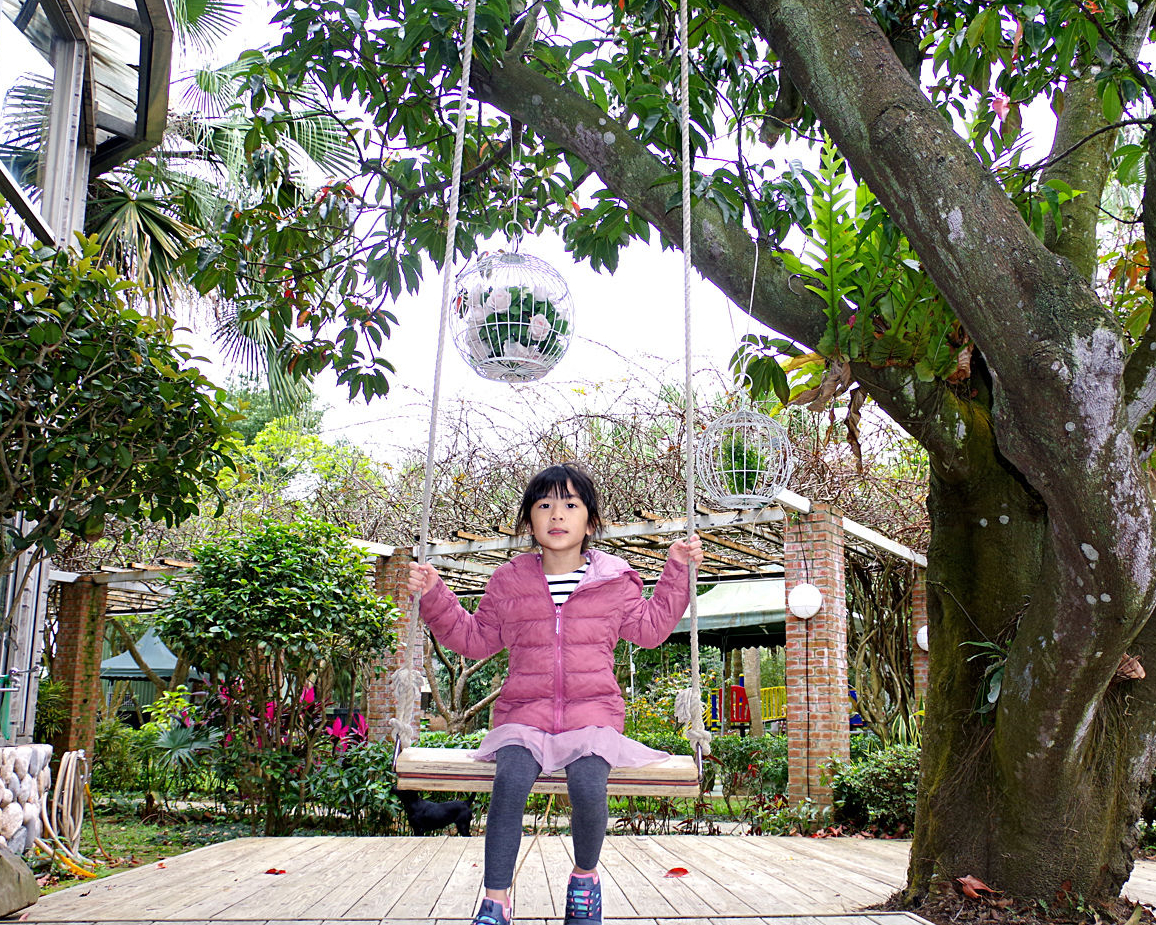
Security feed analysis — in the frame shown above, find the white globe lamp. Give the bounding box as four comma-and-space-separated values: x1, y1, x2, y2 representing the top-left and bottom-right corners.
915, 624, 929, 651
788, 582, 823, 620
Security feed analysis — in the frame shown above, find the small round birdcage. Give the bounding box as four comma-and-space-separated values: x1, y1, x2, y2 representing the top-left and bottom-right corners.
696, 409, 794, 508
450, 248, 575, 383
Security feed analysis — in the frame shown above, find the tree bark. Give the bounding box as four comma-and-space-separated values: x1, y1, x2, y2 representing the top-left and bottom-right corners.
743, 647, 764, 737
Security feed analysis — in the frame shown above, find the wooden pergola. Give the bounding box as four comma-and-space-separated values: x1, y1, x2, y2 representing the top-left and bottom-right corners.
354, 487, 926, 596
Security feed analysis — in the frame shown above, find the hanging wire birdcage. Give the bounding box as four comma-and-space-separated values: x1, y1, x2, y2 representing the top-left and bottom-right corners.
450, 247, 575, 383
696, 409, 794, 508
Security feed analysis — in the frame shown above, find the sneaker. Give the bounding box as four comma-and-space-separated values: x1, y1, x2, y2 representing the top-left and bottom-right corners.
564, 872, 602, 924
473, 897, 511, 925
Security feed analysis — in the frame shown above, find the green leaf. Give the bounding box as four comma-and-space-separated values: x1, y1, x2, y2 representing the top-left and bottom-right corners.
1101, 80, 1123, 124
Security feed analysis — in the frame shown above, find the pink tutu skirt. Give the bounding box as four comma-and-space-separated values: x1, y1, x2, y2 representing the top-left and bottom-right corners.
473, 724, 670, 773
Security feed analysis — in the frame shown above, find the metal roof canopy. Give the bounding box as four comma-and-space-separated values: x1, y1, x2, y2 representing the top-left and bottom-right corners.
100, 625, 183, 679
667, 578, 787, 649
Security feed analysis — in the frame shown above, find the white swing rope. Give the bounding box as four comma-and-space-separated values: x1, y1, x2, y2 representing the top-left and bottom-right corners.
389, 0, 480, 751
671, 0, 712, 764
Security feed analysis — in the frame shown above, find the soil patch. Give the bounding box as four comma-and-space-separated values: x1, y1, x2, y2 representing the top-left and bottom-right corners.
873, 882, 1155, 925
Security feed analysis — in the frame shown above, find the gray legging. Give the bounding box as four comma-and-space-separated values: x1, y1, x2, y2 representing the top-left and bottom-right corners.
483, 744, 610, 890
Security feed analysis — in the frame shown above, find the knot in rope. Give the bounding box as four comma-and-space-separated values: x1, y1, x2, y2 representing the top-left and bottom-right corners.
389, 666, 425, 748
674, 687, 712, 757
684, 726, 711, 755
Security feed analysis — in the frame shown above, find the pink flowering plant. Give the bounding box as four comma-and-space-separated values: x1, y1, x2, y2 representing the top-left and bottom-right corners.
156, 519, 399, 835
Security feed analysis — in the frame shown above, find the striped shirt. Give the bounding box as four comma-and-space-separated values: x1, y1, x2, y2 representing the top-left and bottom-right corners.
545, 563, 588, 605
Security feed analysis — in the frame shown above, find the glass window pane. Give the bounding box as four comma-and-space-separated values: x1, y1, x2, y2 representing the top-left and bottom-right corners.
0, 14, 54, 210
91, 18, 141, 136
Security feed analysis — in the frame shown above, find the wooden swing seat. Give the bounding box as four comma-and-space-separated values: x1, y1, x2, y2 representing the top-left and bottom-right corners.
395, 746, 701, 796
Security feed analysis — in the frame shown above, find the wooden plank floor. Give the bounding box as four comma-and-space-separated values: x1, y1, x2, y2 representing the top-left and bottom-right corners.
15, 834, 1156, 924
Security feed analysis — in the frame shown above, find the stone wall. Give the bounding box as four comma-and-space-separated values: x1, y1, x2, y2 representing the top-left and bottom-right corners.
0, 745, 51, 855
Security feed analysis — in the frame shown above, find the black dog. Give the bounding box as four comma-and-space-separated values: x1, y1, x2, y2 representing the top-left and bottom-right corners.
395, 788, 475, 836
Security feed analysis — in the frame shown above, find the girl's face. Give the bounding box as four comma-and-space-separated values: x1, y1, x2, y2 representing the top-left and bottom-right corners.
529, 480, 594, 557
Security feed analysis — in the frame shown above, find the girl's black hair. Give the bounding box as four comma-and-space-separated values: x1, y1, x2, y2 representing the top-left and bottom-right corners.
516, 463, 603, 551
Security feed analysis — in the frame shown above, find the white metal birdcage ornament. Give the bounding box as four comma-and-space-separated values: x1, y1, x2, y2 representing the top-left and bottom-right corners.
450, 240, 575, 383
696, 409, 794, 508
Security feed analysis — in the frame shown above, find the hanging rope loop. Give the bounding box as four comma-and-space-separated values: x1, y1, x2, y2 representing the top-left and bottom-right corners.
674, 0, 711, 762
391, 0, 480, 749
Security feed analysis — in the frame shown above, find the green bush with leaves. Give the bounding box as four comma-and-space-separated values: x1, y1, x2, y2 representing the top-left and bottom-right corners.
829, 742, 920, 832
0, 212, 236, 572
155, 519, 399, 834
311, 739, 401, 835
91, 718, 147, 793
32, 678, 69, 743
418, 729, 487, 749
708, 733, 789, 800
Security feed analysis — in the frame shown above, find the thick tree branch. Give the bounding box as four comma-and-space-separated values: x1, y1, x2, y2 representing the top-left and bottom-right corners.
470, 58, 829, 350
1041, 3, 1156, 279
110, 618, 170, 691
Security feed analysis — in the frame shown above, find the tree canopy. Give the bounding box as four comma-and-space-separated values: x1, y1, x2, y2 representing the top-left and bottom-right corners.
0, 213, 235, 574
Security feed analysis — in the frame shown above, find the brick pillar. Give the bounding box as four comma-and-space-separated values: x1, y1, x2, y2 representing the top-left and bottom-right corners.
783, 504, 850, 812
52, 578, 108, 758
366, 550, 420, 743
911, 568, 929, 707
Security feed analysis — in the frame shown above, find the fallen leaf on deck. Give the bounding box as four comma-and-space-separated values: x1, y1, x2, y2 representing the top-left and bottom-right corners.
266, 868, 287, 875
664, 867, 689, 878
156, 862, 166, 869
957, 875, 999, 899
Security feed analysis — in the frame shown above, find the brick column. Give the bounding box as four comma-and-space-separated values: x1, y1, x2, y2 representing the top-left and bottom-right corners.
52, 578, 108, 758
911, 568, 929, 707
366, 550, 420, 743
783, 504, 850, 812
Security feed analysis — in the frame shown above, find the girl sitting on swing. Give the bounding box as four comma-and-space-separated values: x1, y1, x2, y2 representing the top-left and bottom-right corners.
408, 462, 703, 925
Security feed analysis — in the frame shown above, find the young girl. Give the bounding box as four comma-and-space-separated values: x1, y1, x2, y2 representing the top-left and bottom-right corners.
408, 463, 703, 925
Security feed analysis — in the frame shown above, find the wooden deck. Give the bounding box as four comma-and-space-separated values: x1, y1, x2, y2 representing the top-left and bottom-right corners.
14, 834, 1156, 925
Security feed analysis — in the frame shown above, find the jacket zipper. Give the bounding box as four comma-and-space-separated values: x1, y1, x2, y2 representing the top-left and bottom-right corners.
554, 603, 564, 732
534, 560, 566, 733
539, 555, 604, 734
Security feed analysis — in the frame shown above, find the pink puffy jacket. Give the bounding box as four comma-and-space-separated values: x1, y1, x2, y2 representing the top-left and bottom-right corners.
419, 549, 691, 733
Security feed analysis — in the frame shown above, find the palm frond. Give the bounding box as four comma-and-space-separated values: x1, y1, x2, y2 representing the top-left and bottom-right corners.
86, 183, 202, 314
281, 110, 360, 177
178, 60, 247, 117
1, 78, 51, 188
169, 0, 244, 55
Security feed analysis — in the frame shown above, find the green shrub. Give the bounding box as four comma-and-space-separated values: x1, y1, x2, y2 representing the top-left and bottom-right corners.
708, 733, 788, 798
92, 719, 146, 793
311, 740, 401, 835
757, 797, 832, 835
632, 729, 694, 757
419, 730, 487, 748
33, 678, 69, 742
156, 519, 399, 835
830, 742, 920, 832
849, 730, 884, 760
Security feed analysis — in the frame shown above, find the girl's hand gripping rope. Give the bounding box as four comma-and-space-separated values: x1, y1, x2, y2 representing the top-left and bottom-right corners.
668, 534, 703, 567
407, 561, 440, 599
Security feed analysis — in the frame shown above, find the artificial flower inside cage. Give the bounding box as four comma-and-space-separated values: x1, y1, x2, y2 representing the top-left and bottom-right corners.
451, 250, 575, 383
696, 409, 795, 508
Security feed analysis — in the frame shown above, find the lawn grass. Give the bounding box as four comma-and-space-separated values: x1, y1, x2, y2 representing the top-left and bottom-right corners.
34, 804, 251, 895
